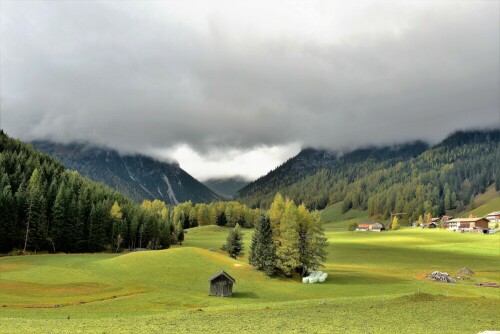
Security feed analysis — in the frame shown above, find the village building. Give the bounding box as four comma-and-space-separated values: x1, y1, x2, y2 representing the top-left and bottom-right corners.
208, 270, 236, 297
486, 211, 500, 223
356, 222, 385, 232
446, 217, 489, 234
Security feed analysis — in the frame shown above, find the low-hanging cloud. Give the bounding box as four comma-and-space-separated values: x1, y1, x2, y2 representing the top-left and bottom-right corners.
1, 1, 499, 169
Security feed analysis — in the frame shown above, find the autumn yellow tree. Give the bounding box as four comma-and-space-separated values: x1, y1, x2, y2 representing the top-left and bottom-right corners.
275, 199, 300, 276
269, 193, 285, 244
391, 216, 400, 230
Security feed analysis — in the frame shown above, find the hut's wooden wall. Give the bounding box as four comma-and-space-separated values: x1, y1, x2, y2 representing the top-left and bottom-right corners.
209, 276, 233, 297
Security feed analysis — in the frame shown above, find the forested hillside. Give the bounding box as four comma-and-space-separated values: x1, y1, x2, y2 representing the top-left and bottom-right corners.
236, 130, 500, 220
0, 131, 175, 253
32, 141, 222, 205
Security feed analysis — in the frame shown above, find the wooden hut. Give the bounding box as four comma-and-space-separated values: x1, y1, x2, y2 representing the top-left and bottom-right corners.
208, 270, 235, 297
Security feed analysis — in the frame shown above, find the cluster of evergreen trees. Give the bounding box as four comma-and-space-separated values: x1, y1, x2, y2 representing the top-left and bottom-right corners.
237, 130, 500, 221
249, 194, 328, 277
0, 131, 176, 253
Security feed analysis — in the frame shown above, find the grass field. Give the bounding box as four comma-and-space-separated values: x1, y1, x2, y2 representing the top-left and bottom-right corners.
1, 222, 499, 333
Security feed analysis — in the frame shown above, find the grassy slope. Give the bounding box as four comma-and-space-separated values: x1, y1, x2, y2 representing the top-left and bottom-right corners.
1, 225, 499, 333
320, 201, 368, 230
459, 186, 500, 217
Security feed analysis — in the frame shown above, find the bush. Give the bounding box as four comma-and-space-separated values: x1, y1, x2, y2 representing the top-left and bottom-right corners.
348, 222, 358, 231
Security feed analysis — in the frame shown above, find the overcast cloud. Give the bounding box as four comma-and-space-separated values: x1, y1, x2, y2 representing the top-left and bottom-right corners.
1, 1, 499, 180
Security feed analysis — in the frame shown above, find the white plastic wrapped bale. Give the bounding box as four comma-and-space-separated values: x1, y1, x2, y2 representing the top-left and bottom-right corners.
309, 277, 319, 283
319, 273, 327, 282
302, 277, 310, 283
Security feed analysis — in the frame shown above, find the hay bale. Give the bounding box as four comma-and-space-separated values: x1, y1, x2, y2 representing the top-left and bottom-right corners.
302, 277, 310, 284
309, 277, 319, 283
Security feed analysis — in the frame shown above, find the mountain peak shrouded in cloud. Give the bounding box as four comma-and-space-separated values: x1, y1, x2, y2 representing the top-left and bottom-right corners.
1, 1, 499, 180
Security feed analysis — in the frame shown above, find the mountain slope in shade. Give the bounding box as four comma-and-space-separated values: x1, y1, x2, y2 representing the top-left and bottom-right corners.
236, 141, 429, 206
235, 129, 500, 214
32, 141, 222, 205
203, 176, 251, 198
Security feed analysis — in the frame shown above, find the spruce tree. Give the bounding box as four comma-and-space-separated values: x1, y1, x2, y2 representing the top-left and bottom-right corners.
0, 182, 15, 252
469, 194, 476, 210
23, 169, 44, 252
249, 214, 276, 276
297, 206, 327, 276
224, 223, 244, 259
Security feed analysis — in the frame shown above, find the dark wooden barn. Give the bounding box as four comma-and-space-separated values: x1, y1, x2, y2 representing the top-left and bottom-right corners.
208, 270, 235, 297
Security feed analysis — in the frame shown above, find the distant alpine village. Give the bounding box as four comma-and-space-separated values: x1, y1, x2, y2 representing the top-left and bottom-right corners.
356, 211, 500, 234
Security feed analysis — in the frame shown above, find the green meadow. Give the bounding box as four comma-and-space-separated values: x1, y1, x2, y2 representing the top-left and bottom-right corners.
1, 219, 499, 333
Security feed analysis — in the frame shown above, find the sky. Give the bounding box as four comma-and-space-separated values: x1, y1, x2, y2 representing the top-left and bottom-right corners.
1, 1, 499, 180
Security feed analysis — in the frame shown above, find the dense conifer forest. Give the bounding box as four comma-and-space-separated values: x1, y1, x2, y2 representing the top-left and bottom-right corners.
0, 131, 261, 254
236, 130, 500, 220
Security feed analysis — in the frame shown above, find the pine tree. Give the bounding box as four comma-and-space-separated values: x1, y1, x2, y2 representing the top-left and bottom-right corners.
469, 195, 476, 210
297, 206, 327, 276
51, 183, 68, 252
249, 214, 276, 276
23, 169, 45, 252
0, 181, 16, 252
223, 223, 244, 259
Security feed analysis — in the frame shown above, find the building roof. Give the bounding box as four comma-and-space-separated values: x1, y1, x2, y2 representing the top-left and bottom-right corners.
448, 218, 488, 223
486, 211, 500, 216
208, 270, 236, 283
359, 222, 383, 226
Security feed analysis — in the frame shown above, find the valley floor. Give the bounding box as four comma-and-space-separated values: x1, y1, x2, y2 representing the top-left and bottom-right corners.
1, 227, 499, 333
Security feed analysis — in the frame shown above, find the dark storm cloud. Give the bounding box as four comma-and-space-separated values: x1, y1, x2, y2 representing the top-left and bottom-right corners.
1, 1, 499, 156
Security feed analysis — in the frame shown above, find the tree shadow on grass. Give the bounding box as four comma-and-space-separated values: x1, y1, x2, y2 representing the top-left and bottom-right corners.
322, 270, 409, 285
232, 291, 259, 299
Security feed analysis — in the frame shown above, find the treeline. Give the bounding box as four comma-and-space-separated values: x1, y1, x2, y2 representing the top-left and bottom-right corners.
170, 201, 261, 230
237, 130, 500, 220
0, 131, 262, 254
0, 131, 175, 253
249, 194, 327, 277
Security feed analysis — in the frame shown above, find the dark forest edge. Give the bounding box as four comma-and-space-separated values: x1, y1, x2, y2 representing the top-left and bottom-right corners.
0, 131, 264, 254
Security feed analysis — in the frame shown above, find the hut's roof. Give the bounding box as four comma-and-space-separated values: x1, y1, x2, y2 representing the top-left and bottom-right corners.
359, 221, 382, 226
208, 270, 236, 283
448, 217, 488, 223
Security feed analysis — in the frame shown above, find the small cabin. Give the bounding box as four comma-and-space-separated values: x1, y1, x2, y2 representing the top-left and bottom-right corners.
208, 270, 235, 297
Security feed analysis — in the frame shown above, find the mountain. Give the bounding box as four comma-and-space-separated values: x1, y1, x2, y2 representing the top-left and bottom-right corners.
32, 141, 222, 205
236, 129, 500, 221
236, 141, 430, 208
203, 176, 250, 198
